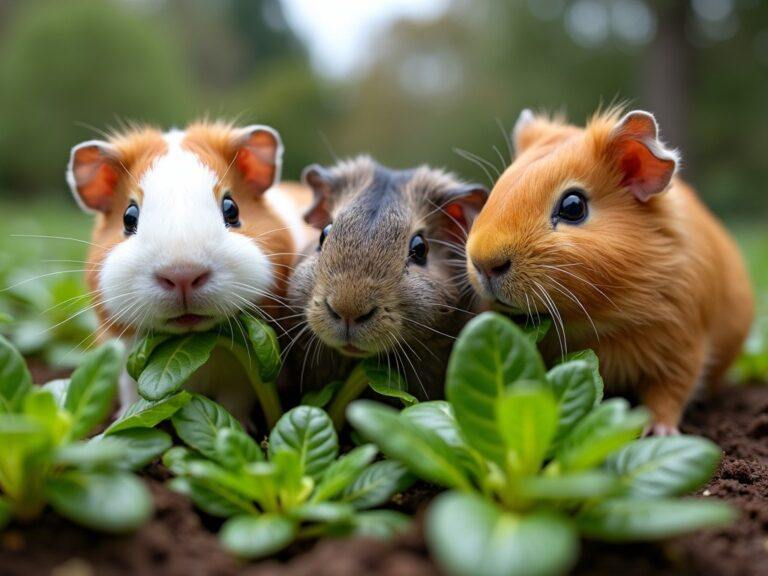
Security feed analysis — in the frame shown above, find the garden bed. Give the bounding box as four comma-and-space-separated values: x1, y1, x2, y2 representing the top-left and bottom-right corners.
1, 379, 766, 576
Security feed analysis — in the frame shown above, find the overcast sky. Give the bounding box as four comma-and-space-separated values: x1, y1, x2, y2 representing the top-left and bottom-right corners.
280, 0, 449, 77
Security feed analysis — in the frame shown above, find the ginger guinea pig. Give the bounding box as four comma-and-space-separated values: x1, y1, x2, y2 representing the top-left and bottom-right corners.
466, 108, 754, 434
66, 121, 313, 416
286, 156, 488, 399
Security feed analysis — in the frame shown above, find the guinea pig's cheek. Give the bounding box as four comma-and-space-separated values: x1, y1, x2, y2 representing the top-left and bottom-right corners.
98, 240, 163, 326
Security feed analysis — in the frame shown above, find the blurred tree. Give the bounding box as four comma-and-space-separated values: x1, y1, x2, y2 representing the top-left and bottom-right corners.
0, 0, 195, 191
223, 60, 341, 180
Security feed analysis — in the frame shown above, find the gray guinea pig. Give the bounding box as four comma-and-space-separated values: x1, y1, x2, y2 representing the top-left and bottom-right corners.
284, 156, 488, 400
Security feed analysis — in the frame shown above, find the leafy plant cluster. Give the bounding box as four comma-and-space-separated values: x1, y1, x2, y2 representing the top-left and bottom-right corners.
130, 314, 416, 429
157, 397, 413, 558
0, 336, 168, 532
349, 313, 735, 576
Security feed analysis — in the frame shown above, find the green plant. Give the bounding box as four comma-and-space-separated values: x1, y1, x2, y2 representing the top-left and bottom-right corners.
733, 296, 768, 382
0, 336, 168, 532
0, 271, 97, 368
129, 315, 283, 426
163, 395, 413, 558
349, 312, 734, 576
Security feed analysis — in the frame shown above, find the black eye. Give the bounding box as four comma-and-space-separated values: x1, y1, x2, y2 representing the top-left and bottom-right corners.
408, 234, 428, 265
123, 202, 139, 235
318, 224, 332, 249
222, 195, 240, 227
554, 189, 588, 225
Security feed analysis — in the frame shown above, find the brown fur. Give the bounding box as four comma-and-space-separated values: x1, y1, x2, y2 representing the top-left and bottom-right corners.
467, 108, 754, 428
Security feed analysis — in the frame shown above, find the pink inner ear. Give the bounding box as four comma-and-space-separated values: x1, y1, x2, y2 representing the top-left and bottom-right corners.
618, 139, 676, 203
235, 131, 278, 194
73, 147, 119, 212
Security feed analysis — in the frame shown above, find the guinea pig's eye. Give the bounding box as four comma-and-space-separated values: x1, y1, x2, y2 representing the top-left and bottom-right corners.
123, 202, 139, 236
408, 233, 428, 266
554, 189, 588, 226
222, 195, 240, 228
318, 224, 332, 249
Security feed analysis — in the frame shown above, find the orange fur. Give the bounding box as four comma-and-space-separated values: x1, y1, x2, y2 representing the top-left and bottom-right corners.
467, 108, 754, 428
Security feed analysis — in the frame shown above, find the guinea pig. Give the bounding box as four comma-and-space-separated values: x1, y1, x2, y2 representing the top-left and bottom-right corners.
466, 107, 754, 435
66, 121, 313, 417
285, 156, 488, 399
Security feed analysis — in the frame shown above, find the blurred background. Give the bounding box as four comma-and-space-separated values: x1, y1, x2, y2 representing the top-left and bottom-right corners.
0, 0, 765, 377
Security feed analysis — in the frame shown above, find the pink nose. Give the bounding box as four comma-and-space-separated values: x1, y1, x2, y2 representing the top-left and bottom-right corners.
155, 266, 212, 295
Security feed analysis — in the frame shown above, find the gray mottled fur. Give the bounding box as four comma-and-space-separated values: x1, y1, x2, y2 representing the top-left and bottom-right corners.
282, 156, 486, 401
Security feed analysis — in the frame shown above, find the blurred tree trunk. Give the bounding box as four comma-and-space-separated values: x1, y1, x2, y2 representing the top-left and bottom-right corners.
642, 1, 692, 175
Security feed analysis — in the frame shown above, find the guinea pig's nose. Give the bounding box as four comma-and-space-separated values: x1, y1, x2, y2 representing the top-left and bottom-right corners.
473, 258, 511, 279
155, 266, 212, 294
325, 299, 378, 326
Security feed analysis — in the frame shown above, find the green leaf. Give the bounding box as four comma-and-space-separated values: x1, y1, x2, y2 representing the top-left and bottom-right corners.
607, 436, 723, 498
427, 492, 578, 576
340, 460, 414, 510
0, 415, 49, 500
402, 401, 464, 447
171, 394, 243, 460
65, 340, 124, 439
361, 359, 418, 406
185, 459, 270, 502
446, 312, 546, 465
46, 470, 152, 532
555, 399, 648, 472
496, 383, 558, 475
546, 360, 599, 448
105, 391, 192, 435
215, 427, 264, 469
402, 401, 484, 481
511, 471, 620, 500
41, 379, 70, 409
0, 312, 12, 324
520, 317, 552, 343
138, 333, 218, 400
301, 380, 343, 408
127, 333, 172, 381
220, 514, 296, 559
289, 502, 355, 523
312, 444, 378, 503
348, 401, 472, 490
577, 497, 736, 541
269, 406, 338, 480
0, 334, 33, 413
562, 350, 603, 404
99, 428, 172, 470
352, 510, 411, 539
24, 389, 71, 443
168, 477, 256, 517
241, 315, 282, 382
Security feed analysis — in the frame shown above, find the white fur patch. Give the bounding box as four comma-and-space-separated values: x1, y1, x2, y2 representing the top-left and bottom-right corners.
98, 131, 274, 334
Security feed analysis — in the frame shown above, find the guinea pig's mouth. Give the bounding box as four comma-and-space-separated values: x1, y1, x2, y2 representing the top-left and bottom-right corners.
166, 313, 215, 330
338, 343, 373, 358
491, 299, 550, 329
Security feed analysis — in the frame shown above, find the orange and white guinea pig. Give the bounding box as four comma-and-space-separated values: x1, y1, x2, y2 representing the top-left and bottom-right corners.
467, 107, 754, 434
66, 121, 314, 417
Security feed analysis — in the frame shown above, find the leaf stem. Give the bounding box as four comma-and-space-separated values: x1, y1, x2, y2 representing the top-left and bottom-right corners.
217, 338, 282, 428
327, 364, 368, 430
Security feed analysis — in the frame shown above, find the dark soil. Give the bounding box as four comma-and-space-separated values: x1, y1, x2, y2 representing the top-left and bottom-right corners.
2, 385, 766, 576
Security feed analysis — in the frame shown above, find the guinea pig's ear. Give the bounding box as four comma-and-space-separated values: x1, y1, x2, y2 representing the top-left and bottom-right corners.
66, 140, 121, 213
231, 125, 283, 196
512, 108, 537, 154
301, 164, 334, 228
609, 110, 679, 202
440, 183, 489, 236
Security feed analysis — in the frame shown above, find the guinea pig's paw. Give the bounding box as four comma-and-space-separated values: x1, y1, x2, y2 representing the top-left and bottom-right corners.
643, 422, 681, 437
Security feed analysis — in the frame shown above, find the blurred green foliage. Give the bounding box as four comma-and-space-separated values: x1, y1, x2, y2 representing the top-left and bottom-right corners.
0, 0, 195, 188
